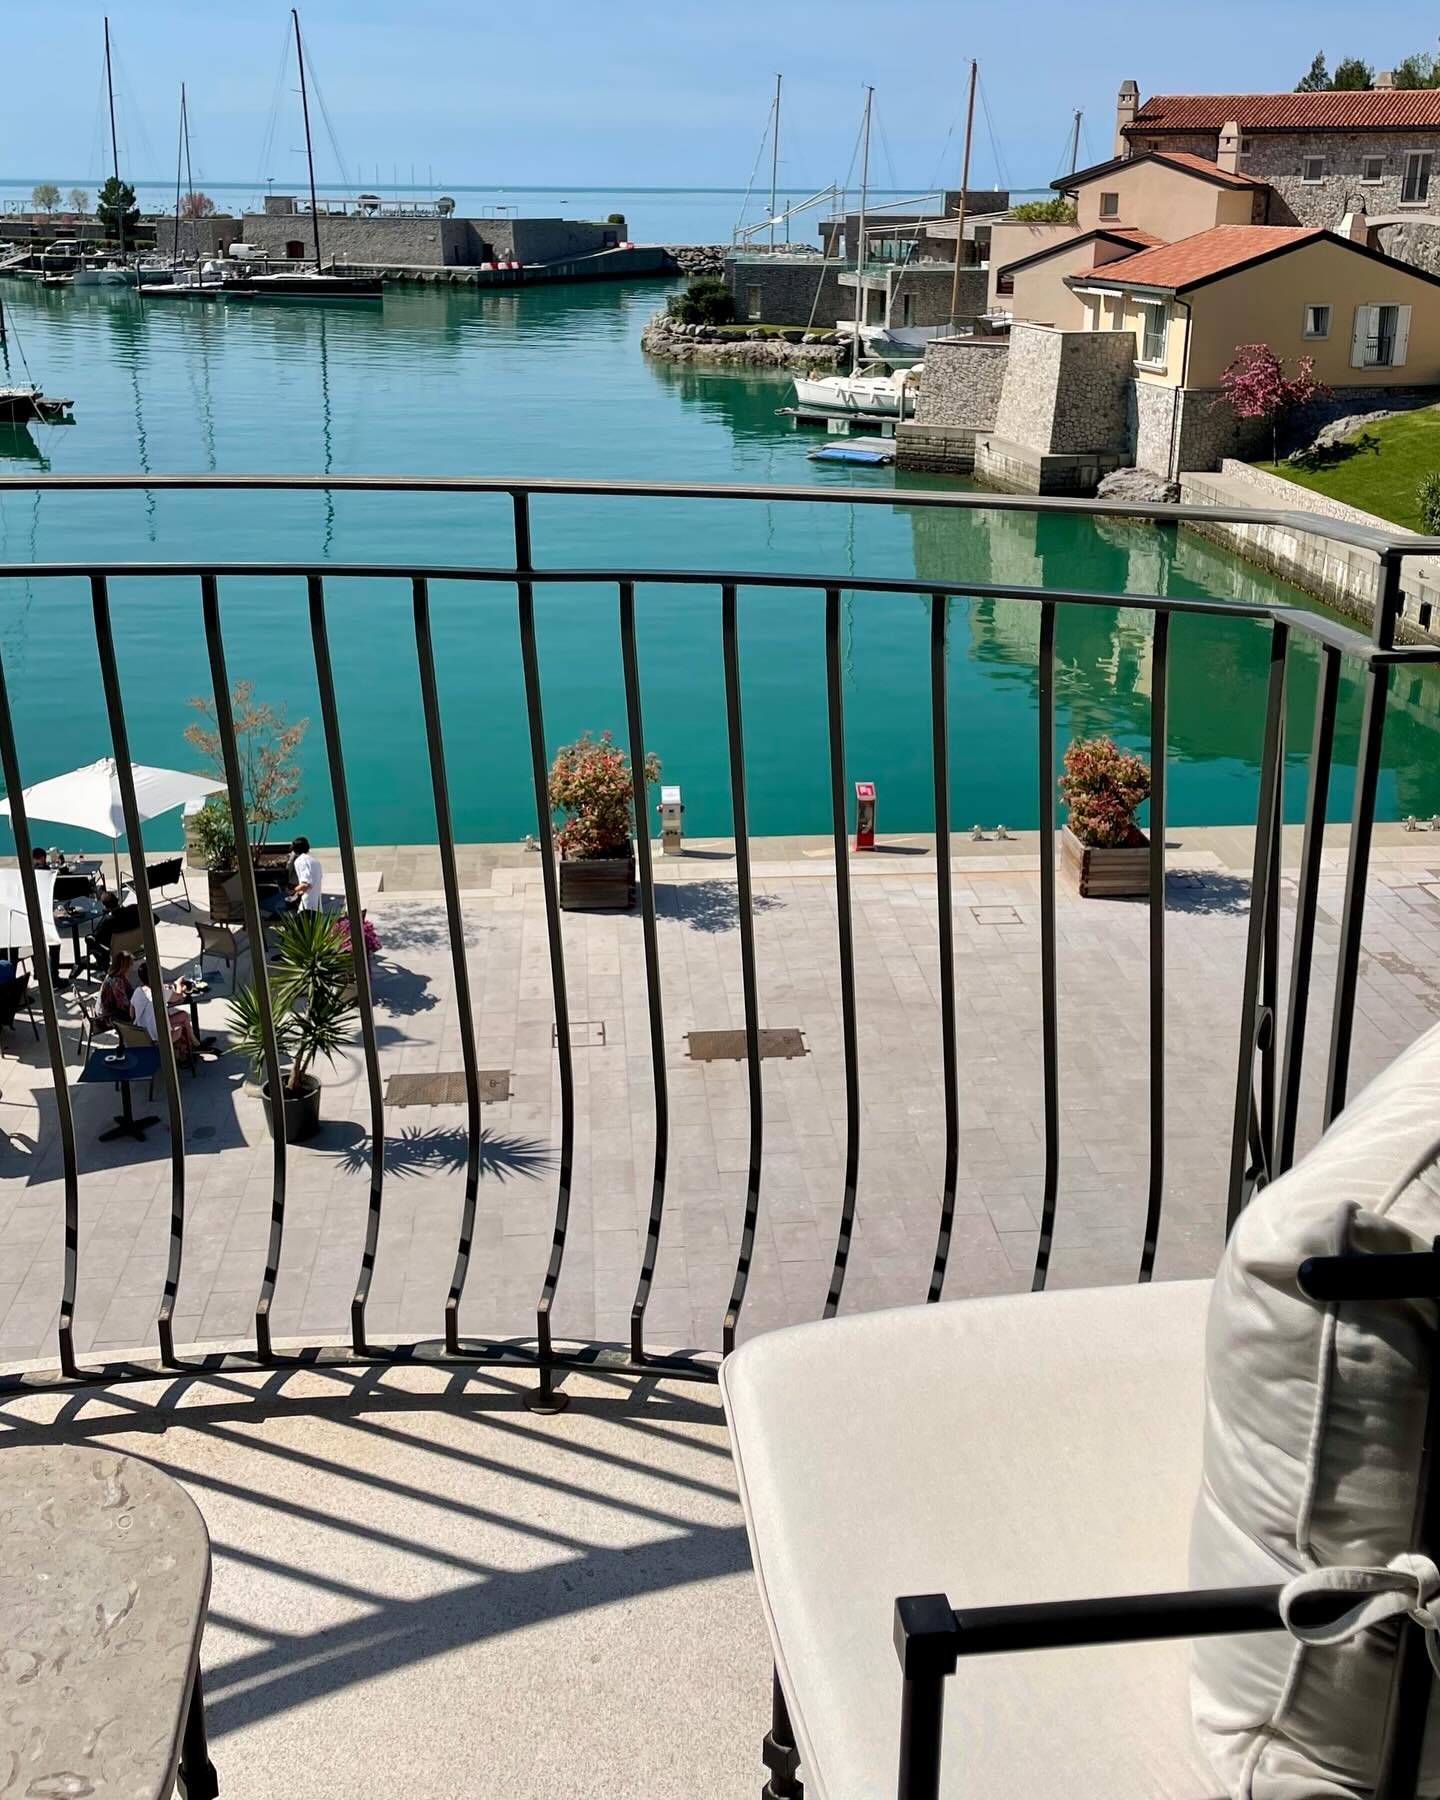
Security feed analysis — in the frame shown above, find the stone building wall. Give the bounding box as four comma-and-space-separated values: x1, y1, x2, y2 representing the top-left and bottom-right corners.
723, 257, 847, 326
238, 213, 478, 265
1374, 219, 1440, 277
994, 324, 1134, 455
914, 339, 1009, 428
154, 215, 241, 260
484, 218, 621, 262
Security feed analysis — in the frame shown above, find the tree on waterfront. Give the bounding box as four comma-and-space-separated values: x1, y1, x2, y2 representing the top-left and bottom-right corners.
96, 176, 140, 244
181, 191, 217, 218
1295, 53, 1329, 91
1216, 343, 1331, 463
30, 182, 60, 213
185, 682, 309, 845
667, 276, 735, 325
66, 187, 89, 216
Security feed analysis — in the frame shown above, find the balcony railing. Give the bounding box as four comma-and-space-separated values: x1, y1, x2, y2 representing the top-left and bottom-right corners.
0, 476, 1437, 1402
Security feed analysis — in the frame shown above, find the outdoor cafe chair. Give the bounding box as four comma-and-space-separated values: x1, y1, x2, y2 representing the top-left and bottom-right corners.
722, 1021, 1440, 1800
194, 921, 242, 990
116, 1015, 197, 1088
138, 854, 193, 913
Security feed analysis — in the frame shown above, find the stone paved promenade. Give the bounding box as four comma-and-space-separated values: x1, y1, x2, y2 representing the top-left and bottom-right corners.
3, 826, 1439, 1371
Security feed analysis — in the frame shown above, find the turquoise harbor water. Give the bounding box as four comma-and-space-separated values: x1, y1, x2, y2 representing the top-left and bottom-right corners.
0, 273, 1436, 851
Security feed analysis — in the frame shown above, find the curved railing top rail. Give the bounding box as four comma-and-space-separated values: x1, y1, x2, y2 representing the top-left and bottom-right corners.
0, 471, 1436, 561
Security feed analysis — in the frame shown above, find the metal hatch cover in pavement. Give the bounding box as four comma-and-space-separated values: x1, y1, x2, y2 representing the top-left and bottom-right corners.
386, 1071, 512, 1105
687, 1028, 808, 1061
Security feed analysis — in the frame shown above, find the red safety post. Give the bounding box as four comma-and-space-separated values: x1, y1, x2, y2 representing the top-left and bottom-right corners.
855, 780, 876, 851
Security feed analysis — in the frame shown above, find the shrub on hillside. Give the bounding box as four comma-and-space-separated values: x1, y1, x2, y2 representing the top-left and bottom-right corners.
1418, 470, 1440, 534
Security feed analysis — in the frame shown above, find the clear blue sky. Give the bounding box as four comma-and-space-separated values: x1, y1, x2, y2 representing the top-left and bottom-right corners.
6, 0, 1438, 193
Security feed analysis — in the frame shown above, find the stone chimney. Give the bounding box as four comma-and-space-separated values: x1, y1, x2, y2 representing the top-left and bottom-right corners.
1116, 79, 1139, 157
1337, 209, 1371, 243
1217, 120, 1242, 174
1375, 69, 1396, 88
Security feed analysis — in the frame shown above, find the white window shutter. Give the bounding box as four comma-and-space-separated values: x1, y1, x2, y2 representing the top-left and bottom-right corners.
1351, 306, 1372, 368
1393, 304, 1411, 367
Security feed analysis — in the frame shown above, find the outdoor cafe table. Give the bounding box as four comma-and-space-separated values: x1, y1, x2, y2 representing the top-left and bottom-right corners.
1, 1444, 218, 1798
78, 1042, 161, 1142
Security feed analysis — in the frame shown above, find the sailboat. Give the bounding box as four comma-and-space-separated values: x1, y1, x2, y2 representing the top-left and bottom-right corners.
74, 20, 138, 289
792, 88, 917, 418
225, 10, 381, 303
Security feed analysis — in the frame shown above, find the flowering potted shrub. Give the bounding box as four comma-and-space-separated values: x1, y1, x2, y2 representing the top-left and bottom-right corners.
548, 731, 660, 911
1058, 736, 1152, 898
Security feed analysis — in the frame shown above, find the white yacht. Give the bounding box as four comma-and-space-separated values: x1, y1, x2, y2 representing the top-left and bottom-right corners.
793, 367, 918, 417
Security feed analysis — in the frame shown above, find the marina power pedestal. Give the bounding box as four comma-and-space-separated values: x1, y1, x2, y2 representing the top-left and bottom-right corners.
658, 785, 685, 855
854, 781, 876, 851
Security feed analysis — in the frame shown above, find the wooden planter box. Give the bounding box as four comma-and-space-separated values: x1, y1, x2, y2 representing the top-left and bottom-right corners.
1061, 824, 1150, 898
559, 847, 636, 912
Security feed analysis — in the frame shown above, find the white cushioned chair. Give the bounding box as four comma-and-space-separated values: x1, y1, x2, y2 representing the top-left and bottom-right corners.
721, 1022, 1440, 1800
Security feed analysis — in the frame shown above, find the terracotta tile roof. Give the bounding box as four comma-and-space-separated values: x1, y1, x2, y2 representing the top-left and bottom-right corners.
1072, 224, 1320, 288
1154, 150, 1266, 187
1132, 90, 1440, 133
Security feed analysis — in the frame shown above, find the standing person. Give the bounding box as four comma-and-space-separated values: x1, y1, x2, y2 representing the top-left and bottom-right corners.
131, 960, 212, 1060
288, 836, 323, 912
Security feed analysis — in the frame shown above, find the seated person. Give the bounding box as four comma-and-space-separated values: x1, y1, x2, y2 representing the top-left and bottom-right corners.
130, 959, 214, 1061
90, 891, 138, 954
97, 950, 137, 1025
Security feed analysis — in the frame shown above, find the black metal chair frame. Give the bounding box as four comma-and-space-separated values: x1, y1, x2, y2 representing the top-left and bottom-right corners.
0, 970, 40, 1055
865, 1245, 1440, 1800
141, 855, 192, 914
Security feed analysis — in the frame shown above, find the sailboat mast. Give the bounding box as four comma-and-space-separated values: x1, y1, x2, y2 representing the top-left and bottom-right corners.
1069, 108, 1083, 175
854, 85, 873, 356
769, 74, 782, 248
104, 16, 125, 261
173, 84, 186, 270
293, 8, 323, 269
947, 60, 978, 331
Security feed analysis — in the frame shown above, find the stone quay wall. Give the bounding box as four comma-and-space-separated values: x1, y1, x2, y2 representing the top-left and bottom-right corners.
1181, 463, 1440, 643
993, 323, 1134, 455
913, 339, 1008, 428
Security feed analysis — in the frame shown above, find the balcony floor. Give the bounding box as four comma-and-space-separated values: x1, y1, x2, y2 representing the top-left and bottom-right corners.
0, 1364, 767, 1799
3, 826, 1440, 1369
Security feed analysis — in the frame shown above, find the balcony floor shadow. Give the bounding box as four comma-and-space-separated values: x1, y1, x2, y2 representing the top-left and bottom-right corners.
0, 1362, 768, 1800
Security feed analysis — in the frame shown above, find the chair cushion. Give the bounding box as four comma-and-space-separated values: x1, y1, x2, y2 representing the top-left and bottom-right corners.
722, 1279, 1223, 1799
1190, 1021, 1440, 1798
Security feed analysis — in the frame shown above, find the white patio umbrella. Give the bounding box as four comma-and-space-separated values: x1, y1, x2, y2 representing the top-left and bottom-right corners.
0, 757, 224, 885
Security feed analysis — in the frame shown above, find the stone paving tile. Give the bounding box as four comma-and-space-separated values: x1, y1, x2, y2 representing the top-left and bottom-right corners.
2, 831, 1440, 1370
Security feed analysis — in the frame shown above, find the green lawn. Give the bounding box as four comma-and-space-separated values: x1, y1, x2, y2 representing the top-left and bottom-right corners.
1252, 405, 1440, 531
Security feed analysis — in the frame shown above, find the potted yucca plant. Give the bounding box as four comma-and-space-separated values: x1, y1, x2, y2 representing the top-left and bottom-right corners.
1059, 736, 1152, 898
228, 910, 359, 1140
549, 731, 659, 912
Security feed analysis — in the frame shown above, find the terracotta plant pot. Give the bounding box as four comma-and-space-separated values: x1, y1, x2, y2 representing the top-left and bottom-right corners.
1061, 824, 1150, 898
558, 845, 637, 912
260, 1071, 323, 1142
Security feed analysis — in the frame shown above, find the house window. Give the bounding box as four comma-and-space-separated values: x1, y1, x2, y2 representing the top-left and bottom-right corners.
1402, 152, 1433, 205
1361, 156, 1385, 184
1352, 302, 1411, 367
1139, 298, 1168, 365
1241, 137, 1254, 155
1302, 156, 1325, 183
745, 284, 762, 321
1303, 303, 1331, 339
1098, 191, 1120, 219
900, 291, 916, 327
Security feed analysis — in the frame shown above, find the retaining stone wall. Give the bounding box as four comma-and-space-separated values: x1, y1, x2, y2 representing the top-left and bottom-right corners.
914, 339, 1008, 429
993, 324, 1133, 455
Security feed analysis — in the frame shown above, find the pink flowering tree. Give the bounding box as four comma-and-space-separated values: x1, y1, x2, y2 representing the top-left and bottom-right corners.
548, 731, 660, 859
1215, 343, 1333, 462
1059, 737, 1151, 848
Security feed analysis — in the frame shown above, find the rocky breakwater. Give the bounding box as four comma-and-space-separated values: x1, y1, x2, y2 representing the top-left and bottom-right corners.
666, 245, 727, 276
641, 313, 844, 367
